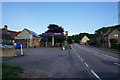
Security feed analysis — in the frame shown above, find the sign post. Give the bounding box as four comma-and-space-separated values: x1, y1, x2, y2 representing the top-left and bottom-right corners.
65, 31, 68, 49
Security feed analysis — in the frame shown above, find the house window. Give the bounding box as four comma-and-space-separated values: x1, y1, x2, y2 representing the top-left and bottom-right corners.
114, 34, 118, 37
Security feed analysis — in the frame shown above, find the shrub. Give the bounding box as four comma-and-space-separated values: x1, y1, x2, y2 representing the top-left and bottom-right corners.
110, 39, 120, 49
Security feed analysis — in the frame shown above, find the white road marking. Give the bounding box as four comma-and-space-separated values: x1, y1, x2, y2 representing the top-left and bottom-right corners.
91, 70, 101, 80
92, 53, 106, 59
81, 58, 83, 61
72, 45, 101, 79
114, 62, 120, 66
78, 45, 118, 60
85, 63, 89, 67
101, 54, 118, 60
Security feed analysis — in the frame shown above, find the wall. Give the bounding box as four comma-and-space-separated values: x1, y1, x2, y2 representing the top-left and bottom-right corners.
1, 48, 15, 57
33, 39, 40, 48
15, 39, 40, 48
108, 30, 120, 40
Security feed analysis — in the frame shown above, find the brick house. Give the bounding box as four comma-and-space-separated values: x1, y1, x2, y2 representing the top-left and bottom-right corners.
0, 25, 16, 44
97, 28, 120, 48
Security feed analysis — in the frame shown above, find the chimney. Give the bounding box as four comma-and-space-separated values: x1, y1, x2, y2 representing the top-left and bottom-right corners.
108, 28, 110, 32
4, 25, 8, 30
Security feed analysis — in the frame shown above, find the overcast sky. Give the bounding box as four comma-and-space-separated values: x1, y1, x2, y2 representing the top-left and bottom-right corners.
2, 2, 118, 35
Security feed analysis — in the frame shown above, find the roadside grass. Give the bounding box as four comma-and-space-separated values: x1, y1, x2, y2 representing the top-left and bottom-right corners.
107, 48, 120, 52
2, 63, 23, 79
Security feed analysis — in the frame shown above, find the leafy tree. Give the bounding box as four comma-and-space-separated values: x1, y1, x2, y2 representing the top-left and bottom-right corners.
43, 24, 64, 44
38, 34, 42, 37
68, 36, 73, 44
45, 24, 64, 33
70, 33, 94, 43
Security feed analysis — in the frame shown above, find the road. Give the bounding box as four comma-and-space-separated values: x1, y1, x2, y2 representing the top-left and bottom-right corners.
71, 43, 120, 79
2, 44, 120, 79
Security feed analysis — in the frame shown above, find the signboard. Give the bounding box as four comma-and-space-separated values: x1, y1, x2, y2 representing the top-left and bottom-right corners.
42, 33, 64, 35
50, 35, 55, 36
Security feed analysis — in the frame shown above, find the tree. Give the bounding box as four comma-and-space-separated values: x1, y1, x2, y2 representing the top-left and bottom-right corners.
70, 33, 94, 43
38, 34, 42, 37
44, 24, 64, 44
45, 24, 64, 33
68, 36, 73, 44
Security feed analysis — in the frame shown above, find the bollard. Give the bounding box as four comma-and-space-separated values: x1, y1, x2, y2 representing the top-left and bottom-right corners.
52, 44, 54, 48
63, 47, 65, 50
21, 44, 23, 55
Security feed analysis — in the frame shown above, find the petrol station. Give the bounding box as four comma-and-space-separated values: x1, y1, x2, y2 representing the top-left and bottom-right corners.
42, 31, 68, 48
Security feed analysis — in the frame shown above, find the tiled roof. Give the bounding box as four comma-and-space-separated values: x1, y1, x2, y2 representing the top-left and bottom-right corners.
7, 30, 18, 38
24, 28, 40, 38
103, 29, 116, 37
16, 31, 21, 35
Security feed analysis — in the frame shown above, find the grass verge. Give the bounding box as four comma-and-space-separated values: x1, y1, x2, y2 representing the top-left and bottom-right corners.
107, 48, 120, 52
2, 63, 23, 79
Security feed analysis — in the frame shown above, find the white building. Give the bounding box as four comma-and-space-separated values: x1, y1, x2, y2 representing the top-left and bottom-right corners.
15, 28, 41, 48
81, 35, 89, 44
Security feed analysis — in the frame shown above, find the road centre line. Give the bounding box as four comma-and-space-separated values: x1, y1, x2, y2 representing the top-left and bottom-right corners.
85, 63, 89, 67
81, 58, 83, 61
114, 62, 120, 66
71, 45, 101, 79
91, 70, 101, 80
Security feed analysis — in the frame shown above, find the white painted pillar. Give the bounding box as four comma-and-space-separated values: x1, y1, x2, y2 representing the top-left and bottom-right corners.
52, 36, 54, 47
46, 38, 47, 47
30, 35, 33, 47
30, 39, 31, 47
21, 44, 23, 55
39, 38, 41, 48
27, 39, 28, 48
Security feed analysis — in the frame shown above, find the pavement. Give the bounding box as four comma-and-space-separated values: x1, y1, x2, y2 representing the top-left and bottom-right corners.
2, 44, 120, 79
2, 47, 93, 78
